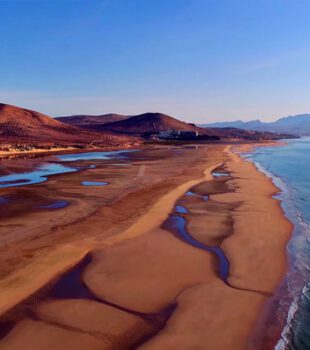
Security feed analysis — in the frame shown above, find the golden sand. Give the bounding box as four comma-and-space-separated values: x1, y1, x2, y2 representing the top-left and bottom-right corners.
0, 144, 292, 350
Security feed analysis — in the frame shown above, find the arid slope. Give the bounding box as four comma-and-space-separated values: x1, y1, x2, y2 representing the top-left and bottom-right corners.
0, 103, 135, 148
56, 114, 130, 129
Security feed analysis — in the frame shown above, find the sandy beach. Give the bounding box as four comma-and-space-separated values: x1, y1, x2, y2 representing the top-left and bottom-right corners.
0, 144, 292, 349
0, 147, 79, 159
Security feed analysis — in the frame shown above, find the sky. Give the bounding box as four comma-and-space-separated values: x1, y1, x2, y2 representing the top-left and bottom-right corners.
1, 0, 310, 123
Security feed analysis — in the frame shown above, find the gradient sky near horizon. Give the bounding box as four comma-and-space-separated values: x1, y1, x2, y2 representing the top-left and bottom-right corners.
1, 0, 310, 123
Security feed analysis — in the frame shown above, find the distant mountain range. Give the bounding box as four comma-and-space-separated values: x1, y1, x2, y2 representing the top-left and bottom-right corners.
74, 112, 200, 134
200, 114, 310, 136
58, 112, 291, 140
0, 103, 295, 153
56, 112, 198, 133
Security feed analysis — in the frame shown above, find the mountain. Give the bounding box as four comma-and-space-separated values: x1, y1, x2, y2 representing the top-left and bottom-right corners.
97, 112, 288, 140
99, 112, 200, 134
56, 114, 130, 129
0, 104, 290, 151
56, 110, 290, 140
0, 103, 80, 139
206, 127, 290, 140
269, 115, 310, 135
201, 114, 310, 136
56, 112, 202, 135
0, 103, 134, 148
205, 120, 264, 130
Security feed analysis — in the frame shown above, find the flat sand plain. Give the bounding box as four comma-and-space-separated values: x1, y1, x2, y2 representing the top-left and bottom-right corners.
0, 144, 292, 349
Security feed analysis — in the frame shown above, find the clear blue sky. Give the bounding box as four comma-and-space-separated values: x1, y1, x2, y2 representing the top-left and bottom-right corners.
1, 0, 310, 123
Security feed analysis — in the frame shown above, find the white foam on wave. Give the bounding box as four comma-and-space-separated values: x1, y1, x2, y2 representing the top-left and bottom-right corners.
276, 282, 310, 349
275, 299, 298, 350
241, 146, 310, 349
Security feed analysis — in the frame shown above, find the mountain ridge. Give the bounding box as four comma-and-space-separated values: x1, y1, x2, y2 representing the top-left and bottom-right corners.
68, 111, 291, 140
56, 114, 130, 128
201, 114, 310, 135
97, 112, 199, 134
0, 103, 134, 148
0, 103, 293, 151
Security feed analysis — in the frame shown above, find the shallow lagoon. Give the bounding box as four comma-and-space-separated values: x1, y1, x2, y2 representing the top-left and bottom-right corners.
38, 200, 70, 209
57, 150, 135, 162
81, 181, 108, 186
0, 163, 76, 189
0, 150, 135, 189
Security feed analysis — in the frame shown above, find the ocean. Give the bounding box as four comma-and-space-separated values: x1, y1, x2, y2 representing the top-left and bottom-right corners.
249, 138, 310, 350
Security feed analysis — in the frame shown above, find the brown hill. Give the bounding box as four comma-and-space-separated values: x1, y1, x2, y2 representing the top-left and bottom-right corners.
0, 103, 81, 139
98, 112, 287, 140
56, 114, 130, 129
0, 103, 134, 148
99, 112, 200, 134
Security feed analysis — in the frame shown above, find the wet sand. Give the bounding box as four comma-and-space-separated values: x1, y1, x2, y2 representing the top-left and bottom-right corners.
0, 147, 78, 159
0, 144, 292, 349
139, 147, 292, 350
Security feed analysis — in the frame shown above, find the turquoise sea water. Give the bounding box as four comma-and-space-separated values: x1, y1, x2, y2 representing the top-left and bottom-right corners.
250, 138, 310, 350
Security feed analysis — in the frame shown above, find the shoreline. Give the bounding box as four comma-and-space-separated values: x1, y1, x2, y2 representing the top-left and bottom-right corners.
233, 144, 294, 349
0, 139, 286, 160
243, 140, 308, 350
138, 146, 292, 349
0, 144, 140, 160
0, 143, 293, 349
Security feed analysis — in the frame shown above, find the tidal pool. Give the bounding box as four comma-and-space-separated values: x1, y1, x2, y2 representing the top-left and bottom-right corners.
57, 150, 136, 162
0, 163, 76, 189
38, 200, 70, 209
186, 191, 209, 201
81, 181, 108, 186
166, 213, 229, 282
175, 205, 189, 214
212, 172, 230, 178
0, 150, 136, 189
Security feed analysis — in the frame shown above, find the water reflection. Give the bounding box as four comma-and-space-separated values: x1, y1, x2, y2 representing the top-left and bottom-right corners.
81, 181, 108, 186
186, 191, 209, 201
0, 163, 76, 189
212, 172, 230, 178
38, 200, 69, 209
57, 150, 135, 162
166, 213, 229, 282
0, 150, 136, 189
